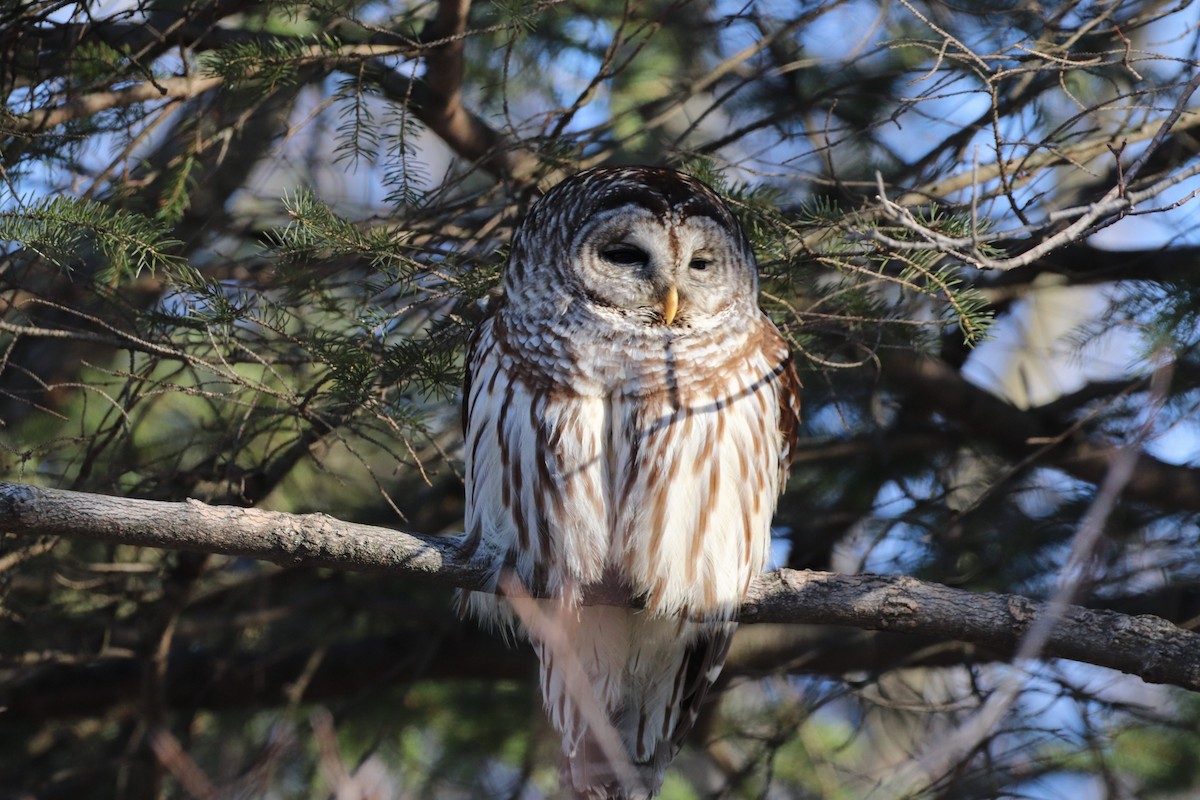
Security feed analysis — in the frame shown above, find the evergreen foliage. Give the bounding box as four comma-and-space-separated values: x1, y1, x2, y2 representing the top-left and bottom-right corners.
2, 1, 1200, 798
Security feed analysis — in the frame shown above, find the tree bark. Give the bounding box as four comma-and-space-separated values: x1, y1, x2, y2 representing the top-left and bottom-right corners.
2, 481, 1198, 692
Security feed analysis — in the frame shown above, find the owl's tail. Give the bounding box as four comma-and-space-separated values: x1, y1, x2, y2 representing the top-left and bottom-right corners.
535, 606, 734, 800
561, 730, 663, 800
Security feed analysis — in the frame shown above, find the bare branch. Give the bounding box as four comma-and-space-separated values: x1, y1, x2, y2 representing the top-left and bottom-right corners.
2, 481, 1197, 692
743, 571, 1200, 692
8, 74, 224, 134
895, 108, 1200, 211
869, 159, 1200, 270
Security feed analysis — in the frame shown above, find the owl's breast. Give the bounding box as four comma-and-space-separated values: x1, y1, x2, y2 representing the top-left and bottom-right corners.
465, 309, 790, 616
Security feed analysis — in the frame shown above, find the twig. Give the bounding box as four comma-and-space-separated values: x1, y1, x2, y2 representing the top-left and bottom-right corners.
501, 574, 641, 794
147, 728, 220, 800
9, 74, 224, 134
893, 108, 1200, 209
867, 158, 1200, 270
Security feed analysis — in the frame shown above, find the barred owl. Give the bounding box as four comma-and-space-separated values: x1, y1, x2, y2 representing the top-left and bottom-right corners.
459, 167, 800, 799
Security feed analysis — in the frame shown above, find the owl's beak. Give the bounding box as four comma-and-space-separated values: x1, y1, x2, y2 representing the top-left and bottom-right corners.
660, 285, 679, 326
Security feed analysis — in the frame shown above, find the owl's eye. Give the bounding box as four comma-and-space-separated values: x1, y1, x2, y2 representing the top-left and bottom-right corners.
689, 258, 710, 271
601, 245, 650, 267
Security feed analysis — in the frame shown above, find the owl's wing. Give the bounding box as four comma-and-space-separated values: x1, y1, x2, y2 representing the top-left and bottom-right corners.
774, 342, 803, 489
460, 290, 505, 438
668, 622, 735, 749
458, 303, 613, 628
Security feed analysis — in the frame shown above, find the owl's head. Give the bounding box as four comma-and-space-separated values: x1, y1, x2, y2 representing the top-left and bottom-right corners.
505, 167, 759, 329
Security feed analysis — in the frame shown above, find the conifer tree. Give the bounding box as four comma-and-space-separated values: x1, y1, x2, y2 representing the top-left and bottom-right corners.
3, 1, 1200, 797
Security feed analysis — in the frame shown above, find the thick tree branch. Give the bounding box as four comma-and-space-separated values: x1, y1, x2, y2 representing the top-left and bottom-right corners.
0, 625, 1004, 723
2, 481, 1198, 691
6, 0, 265, 75
988, 242, 1200, 296
371, 0, 541, 182
744, 571, 1199, 690
884, 352, 1200, 512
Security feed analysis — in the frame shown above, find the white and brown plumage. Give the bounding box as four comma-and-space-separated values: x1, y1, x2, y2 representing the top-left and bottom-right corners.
459, 166, 800, 799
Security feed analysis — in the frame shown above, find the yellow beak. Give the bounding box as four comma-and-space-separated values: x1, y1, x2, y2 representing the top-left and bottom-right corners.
660, 285, 679, 326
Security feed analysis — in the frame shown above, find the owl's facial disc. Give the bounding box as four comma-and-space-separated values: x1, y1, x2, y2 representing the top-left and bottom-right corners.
575, 207, 749, 327
595, 242, 678, 323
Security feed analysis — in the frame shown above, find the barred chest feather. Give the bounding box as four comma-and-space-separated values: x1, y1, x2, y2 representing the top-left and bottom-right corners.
461, 301, 793, 621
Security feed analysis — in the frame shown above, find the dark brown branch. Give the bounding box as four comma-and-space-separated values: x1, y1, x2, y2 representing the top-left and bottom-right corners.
884, 352, 1200, 512
993, 243, 1200, 292
12, 4, 415, 63
7, 0, 537, 180
2, 481, 1198, 692
7, 0, 265, 70
0, 624, 1007, 723
366, 0, 541, 181
367, 64, 538, 181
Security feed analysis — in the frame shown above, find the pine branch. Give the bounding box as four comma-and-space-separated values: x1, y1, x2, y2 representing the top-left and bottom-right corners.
2, 481, 1197, 692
